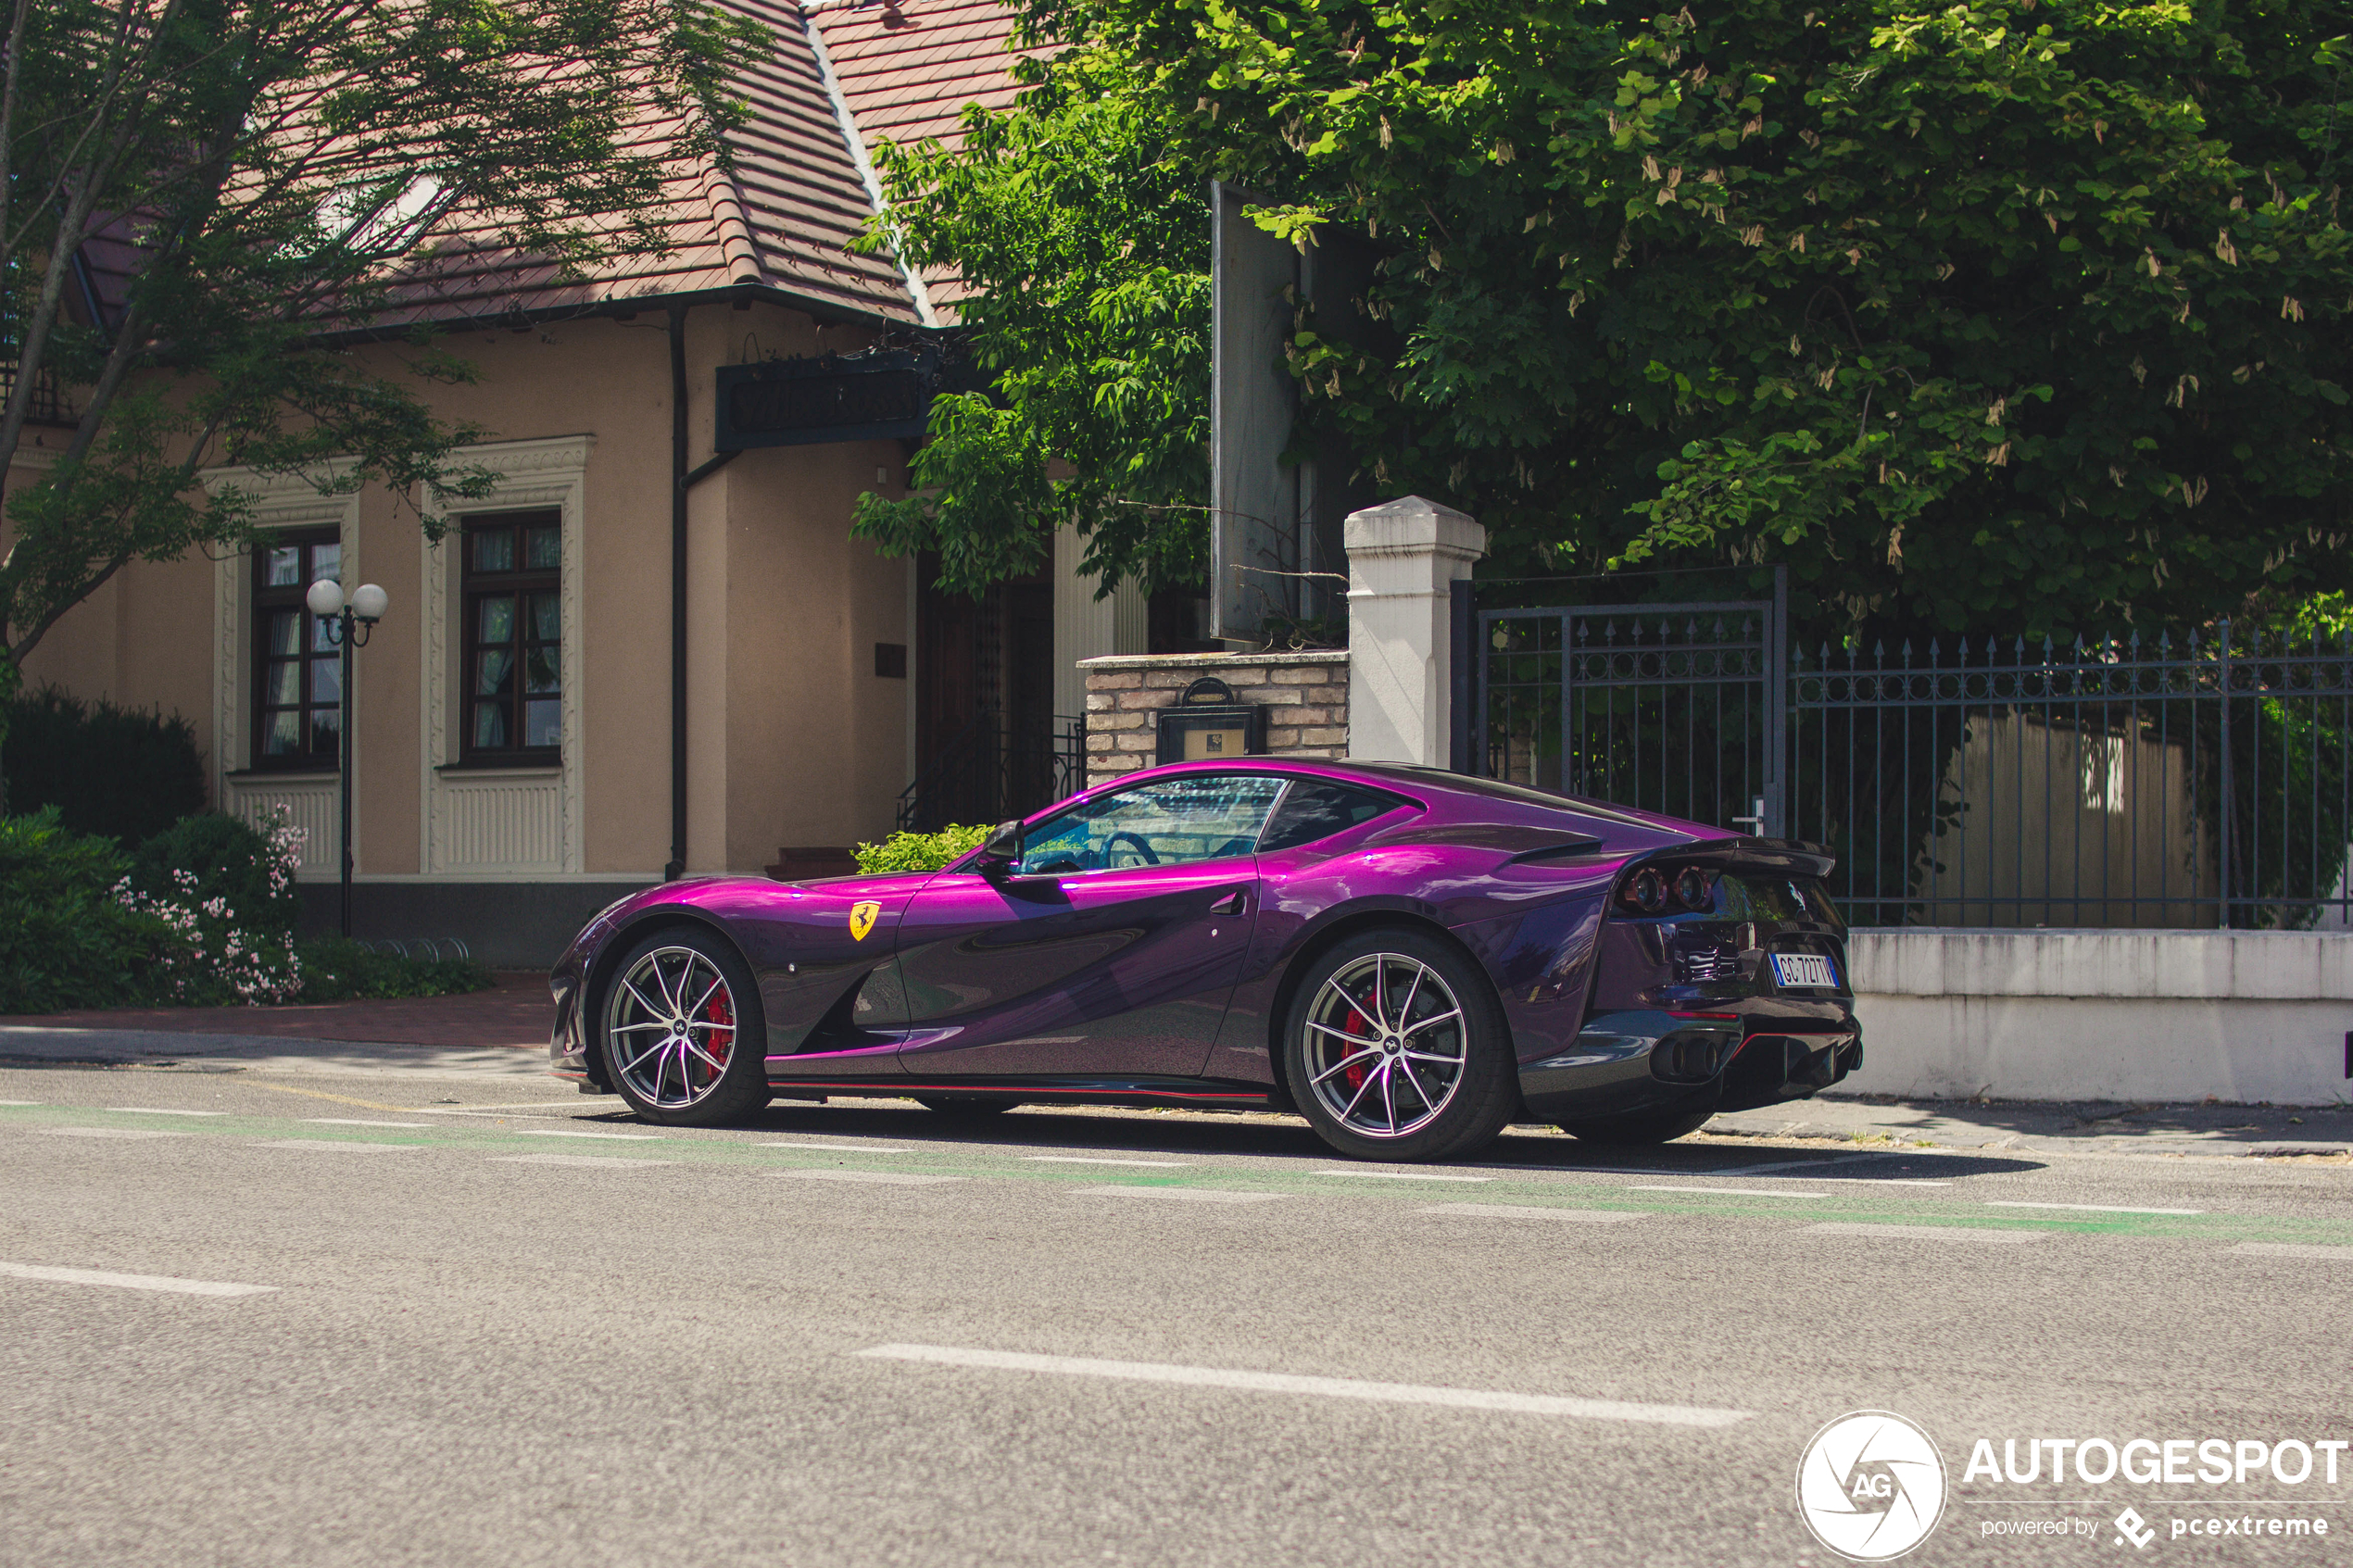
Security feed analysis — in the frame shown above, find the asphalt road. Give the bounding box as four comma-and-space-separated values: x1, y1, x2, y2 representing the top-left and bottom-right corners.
3, 1056, 2349, 1567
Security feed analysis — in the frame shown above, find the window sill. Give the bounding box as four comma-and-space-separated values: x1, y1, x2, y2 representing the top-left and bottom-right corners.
435, 759, 561, 776
224, 767, 336, 781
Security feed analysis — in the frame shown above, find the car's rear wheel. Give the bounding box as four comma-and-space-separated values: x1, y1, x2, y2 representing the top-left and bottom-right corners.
1556, 1107, 1716, 1145
598, 927, 769, 1126
1280, 927, 1518, 1162
913, 1096, 1017, 1118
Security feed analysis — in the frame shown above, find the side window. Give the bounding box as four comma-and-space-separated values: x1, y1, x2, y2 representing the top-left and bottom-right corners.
1017, 775, 1287, 874
1259, 780, 1405, 853
251, 528, 343, 770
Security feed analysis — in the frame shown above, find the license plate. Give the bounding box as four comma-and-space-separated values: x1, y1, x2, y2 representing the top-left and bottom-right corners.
1771, 952, 1838, 990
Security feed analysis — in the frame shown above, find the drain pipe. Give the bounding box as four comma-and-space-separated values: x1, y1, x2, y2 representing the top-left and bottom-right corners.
663, 302, 743, 882
667, 305, 689, 880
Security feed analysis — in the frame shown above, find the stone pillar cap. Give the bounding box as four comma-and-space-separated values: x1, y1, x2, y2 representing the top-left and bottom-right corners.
1342, 495, 1487, 560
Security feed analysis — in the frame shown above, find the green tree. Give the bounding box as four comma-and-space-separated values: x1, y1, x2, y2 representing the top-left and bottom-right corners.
0, 0, 760, 723
852, 57, 1210, 597
1009, 0, 2353, 634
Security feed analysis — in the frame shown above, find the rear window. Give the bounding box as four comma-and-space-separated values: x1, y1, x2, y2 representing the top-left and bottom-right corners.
1717, 872, 1841, 926
1258, 781, 1406, 853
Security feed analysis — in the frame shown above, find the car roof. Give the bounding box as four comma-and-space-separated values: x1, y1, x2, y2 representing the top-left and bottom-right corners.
1074, 758, 1715, 836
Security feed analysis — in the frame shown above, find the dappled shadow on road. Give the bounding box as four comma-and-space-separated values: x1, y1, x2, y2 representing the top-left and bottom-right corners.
594, 1096, 2051, 1179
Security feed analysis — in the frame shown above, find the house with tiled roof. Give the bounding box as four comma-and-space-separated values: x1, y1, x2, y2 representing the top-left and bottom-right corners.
11, 0, 1149, 962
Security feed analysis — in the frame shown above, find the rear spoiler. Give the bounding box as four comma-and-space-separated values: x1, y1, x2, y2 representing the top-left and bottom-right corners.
1629, 836, 1837, 881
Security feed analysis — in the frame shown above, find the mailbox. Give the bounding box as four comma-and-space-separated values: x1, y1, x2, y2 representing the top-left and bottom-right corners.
1154, 675, 1266, 765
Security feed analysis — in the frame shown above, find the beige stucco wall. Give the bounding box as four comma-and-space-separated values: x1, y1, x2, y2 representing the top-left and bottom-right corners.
706, 437, 911, 872
11, 441, 220, 781
9, 299, 912, 879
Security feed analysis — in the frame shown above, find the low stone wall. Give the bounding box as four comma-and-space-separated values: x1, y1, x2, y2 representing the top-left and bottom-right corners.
1078, 651, 1348, 786
1844, 929, 2353, 1105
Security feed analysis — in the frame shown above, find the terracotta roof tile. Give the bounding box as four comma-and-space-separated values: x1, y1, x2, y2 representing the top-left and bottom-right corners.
811, 0, 1039, 154
77, 0, 1031, 331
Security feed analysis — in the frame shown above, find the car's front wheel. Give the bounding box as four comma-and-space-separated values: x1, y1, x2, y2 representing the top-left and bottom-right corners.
1280, 927, 1518, 1162
598, 927, 769, 1126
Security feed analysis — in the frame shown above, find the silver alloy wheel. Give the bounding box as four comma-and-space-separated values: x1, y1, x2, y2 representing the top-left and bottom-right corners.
604, 945, 740, 1110
1300, 951, 1467, 1139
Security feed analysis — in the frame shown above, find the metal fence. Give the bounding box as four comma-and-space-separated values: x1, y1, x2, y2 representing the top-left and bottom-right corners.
897, 711, 1086, 833
1797, 624, 2353, 929
1456, 576, 2353, 930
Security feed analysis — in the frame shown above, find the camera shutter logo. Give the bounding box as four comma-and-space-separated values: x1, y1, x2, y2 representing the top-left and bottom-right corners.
1795, 1411, 1948, 1561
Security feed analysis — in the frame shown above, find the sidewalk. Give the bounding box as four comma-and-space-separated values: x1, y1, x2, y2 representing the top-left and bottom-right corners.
0, 971, 553, 1050
1708, 1093, 2353, 1160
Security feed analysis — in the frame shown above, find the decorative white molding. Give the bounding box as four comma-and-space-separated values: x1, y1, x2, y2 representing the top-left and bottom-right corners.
221, 775, 339, 877
201, 461, 362, 876
422, 435, 591, 875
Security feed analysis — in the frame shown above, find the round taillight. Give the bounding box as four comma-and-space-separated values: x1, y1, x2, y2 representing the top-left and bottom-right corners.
1674, 866, 1713, 912
1623, 867, 1667, 914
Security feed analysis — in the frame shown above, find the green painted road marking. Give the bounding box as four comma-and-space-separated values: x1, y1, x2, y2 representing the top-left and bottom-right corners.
3, 1099, 2352, 1247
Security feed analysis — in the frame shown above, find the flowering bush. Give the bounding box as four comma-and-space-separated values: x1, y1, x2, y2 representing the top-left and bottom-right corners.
114, 806, 307, 1005
4, 805, 491, 1011
131, 809, 304, 939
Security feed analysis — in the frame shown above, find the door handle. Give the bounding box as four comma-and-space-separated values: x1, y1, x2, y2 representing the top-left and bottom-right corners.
1208, 891, 1247, 916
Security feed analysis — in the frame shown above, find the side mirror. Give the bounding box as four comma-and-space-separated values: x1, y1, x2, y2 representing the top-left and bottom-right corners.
974, 819, 1022, 877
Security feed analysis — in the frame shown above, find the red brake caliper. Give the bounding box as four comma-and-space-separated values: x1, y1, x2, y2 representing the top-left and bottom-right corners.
699, 988, 735, 1084
1342, 1006, 1372, 1092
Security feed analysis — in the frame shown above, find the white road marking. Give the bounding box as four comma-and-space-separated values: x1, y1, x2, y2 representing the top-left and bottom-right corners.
489, 1153, 674, 1169
105, 1108, 225, 1116
304, 1119, 432, 1129
853, 1344, 1752, 1428
1022, 1156, 1194, 1168
0, 1100, 42, 1107
761, 1141, 921, 1155
1801, 1223, 2046, 1243
774, 1169, 964, 1185
1078, 1185, 1283, 1205
256, 1139, 417, 1153
44, 1127, 189, 1140
1726, 1154, 1894, 1177
514, 1128, 661, 1140
1796, 1178, 1952, 1187
0, 1261, 276, 1297
2231, 1242, 2353, 1261
409, 1101, 592, 1113
1313, 1171, 1493, 1183
1628, 1185, 1828, 1199
1985, 1200, 2202, 1215
1421, 1204, 1640, 1223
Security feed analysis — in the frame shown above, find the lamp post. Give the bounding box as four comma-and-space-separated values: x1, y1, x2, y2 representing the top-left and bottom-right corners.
305, 578, 388, 937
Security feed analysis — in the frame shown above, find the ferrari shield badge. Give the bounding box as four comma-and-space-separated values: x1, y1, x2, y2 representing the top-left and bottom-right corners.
849, 900, 881, 942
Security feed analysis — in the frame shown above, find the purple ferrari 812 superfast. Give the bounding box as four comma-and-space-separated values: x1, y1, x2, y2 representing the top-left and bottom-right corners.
548, 760, 1861, 1162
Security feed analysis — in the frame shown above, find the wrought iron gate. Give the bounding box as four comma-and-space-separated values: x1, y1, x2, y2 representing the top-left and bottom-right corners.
1451, 571, 1788, 836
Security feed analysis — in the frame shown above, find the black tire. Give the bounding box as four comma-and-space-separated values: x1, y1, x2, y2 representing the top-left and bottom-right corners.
1556, 1107, 1716, 1146
914, 1096, 1018, 1118
1279, 925, 1518, 1162
597, 925, 770, 1126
